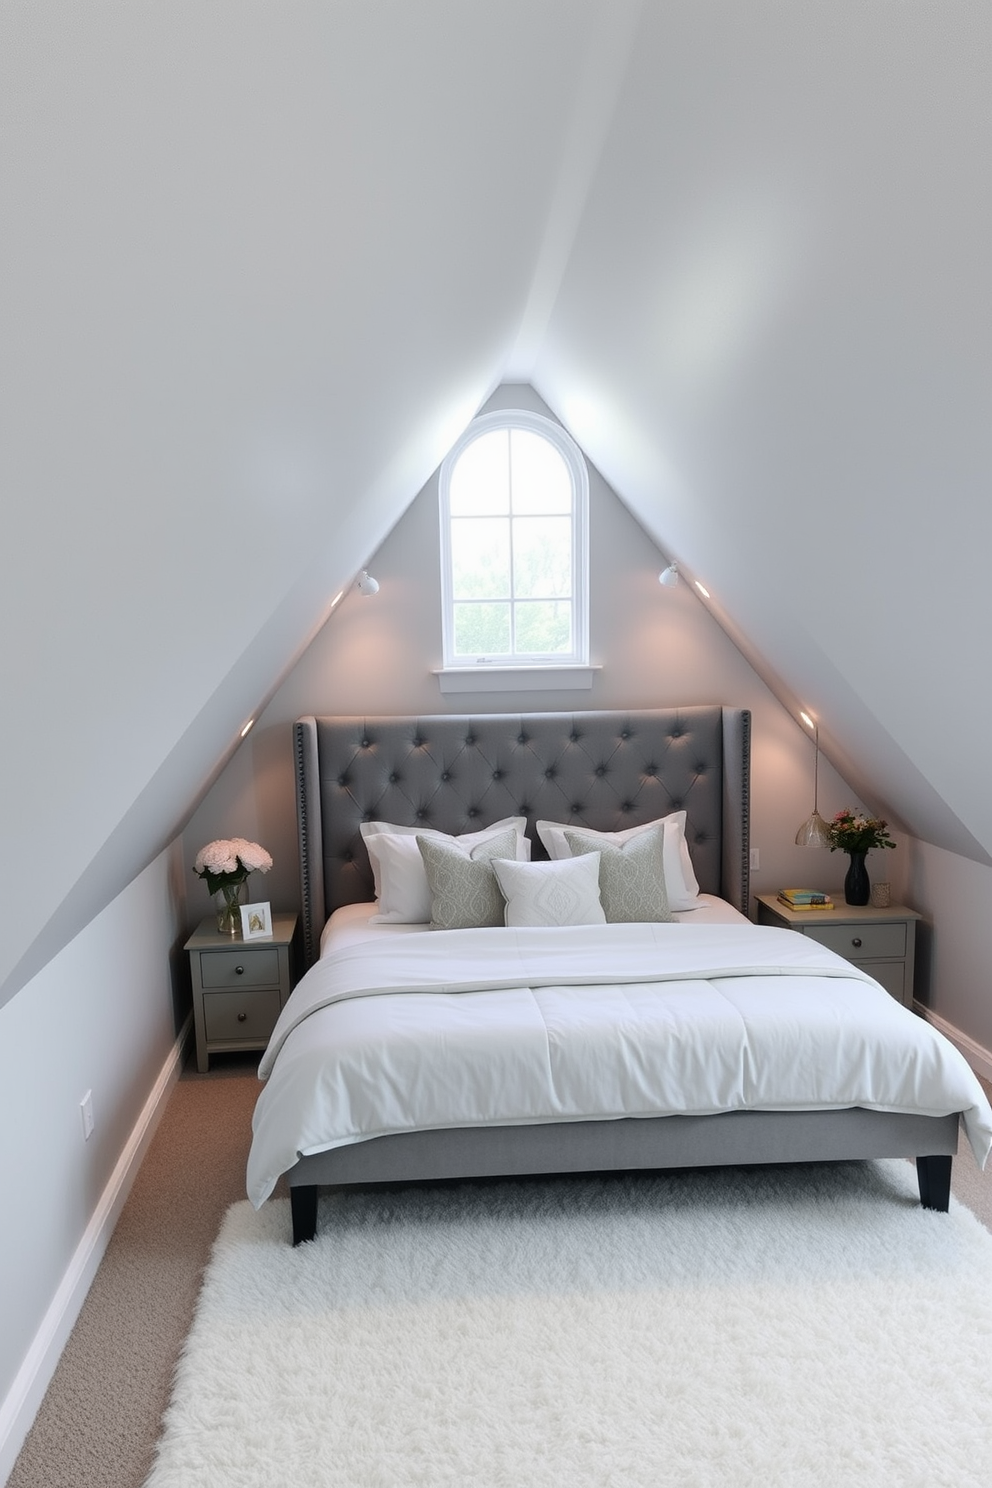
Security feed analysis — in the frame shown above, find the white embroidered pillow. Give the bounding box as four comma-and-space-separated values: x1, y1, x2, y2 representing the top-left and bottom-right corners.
491, 855, 606, 929
361, 817, 529, 923
562, 828, 673, 923
536, 811, 700, 911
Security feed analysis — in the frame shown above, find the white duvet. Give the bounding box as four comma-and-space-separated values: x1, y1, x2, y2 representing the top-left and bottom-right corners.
247, 922, 992, 1206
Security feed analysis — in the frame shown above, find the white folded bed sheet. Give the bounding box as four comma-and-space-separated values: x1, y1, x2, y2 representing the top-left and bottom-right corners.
318, 893, 750, 955
247, 921, 992, 1208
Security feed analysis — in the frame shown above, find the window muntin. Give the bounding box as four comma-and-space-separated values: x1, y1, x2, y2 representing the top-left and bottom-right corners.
439, 410, 588, 668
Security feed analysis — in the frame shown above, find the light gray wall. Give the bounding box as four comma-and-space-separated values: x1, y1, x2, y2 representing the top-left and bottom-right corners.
0, 849, 185, 1470
908, 844, 992, 1063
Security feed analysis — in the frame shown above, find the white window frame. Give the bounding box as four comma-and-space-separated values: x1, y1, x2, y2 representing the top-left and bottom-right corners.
437, 409, 591, 691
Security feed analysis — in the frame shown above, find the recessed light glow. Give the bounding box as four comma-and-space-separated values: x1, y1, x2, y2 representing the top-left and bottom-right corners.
799, 711, 815, 732
329, 590, 345, 609
240, 719, 254, 739
694, 580, 710, 599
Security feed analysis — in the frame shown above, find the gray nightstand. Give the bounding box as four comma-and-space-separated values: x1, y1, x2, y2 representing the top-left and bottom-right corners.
755, 894, 920, 1009
185, 913, 298, 1072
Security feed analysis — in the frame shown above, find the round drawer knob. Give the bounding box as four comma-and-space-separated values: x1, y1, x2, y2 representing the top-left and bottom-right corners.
851, 937, 863, 949
237, 1011, 247, 1022
235, 965, 245, 975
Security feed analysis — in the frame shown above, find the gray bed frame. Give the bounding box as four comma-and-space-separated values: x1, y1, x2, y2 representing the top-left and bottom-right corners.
286, 706, 956, 1243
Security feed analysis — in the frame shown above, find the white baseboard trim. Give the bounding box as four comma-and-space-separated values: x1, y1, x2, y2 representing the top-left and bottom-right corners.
915, 1002, 992, 1083
0, 1015, 192, 1487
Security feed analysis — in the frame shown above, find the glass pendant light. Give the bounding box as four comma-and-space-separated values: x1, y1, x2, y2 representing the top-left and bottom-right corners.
795, 716, 832, 848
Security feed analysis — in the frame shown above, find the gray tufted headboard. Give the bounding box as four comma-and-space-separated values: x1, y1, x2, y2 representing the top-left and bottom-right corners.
294, 707, 751, 968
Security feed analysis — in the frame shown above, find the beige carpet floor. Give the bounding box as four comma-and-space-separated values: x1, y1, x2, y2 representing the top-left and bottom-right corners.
7, 1053, 274, 1488
8, 1062, 992, 1488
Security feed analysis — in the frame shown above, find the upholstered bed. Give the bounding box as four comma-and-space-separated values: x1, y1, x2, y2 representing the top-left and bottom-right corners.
247, 707, 992, 1244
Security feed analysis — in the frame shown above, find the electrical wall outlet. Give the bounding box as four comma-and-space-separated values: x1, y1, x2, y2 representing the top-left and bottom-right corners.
80, 1090, 94, 1141
749, 848, 760, 871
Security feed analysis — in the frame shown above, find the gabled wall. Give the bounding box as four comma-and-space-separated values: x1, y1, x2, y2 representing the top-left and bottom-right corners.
183, 389, 878, 929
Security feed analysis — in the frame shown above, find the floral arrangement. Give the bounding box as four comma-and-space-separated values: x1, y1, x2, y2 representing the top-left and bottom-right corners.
193, 838, 273, 896
827, 810, 895, 855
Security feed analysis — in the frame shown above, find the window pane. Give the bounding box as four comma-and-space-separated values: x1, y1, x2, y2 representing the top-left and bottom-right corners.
512, 516, 571, 598
449, 430, 510, 516
514, 601, 572, 654
451, 517, 510, 600
453, 602, 511, 656
509, 429, 572, 514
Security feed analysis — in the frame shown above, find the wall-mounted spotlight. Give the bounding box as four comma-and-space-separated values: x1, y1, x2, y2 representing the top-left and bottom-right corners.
658, 562, 679, 587
356, 570, 380, 596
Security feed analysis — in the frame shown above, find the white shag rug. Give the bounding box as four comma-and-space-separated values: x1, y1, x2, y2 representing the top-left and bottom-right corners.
145, 1161, 992, 1488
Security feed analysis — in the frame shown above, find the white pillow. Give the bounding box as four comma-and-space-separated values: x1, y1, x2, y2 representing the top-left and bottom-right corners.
491, 854, 606, 929
535, 811, 700, 911
361, 816, 529, 924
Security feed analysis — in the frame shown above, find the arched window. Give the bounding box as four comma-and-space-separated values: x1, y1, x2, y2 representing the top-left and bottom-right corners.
438, 410, 589, 676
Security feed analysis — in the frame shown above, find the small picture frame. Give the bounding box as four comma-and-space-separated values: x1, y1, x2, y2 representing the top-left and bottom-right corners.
240, 901, 273, 939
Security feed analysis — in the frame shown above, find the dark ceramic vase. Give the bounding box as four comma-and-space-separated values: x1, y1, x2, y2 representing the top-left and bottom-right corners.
844, 852, 870, 906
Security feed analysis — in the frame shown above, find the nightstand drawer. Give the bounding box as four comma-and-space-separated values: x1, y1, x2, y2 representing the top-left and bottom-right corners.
199, 948, 281, 989
203, 987, 281, 1041
802, 922, 907, 961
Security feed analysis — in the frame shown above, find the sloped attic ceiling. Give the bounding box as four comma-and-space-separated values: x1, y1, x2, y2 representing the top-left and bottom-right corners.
1, 1, 989, 1009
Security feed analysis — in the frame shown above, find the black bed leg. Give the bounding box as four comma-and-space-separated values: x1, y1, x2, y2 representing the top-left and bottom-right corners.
916, 1155, 952, 1212
291, 1184, 318, 1245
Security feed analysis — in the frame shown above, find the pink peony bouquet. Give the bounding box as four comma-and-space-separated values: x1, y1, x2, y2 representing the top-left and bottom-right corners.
193, 837, 273, 895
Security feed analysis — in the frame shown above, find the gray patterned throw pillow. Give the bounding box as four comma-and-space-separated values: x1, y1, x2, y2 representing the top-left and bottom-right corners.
563, 826, 673, 923
416, 829, 518, 930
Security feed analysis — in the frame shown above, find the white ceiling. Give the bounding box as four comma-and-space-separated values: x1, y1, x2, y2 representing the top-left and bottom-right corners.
2, 1, 990, 1006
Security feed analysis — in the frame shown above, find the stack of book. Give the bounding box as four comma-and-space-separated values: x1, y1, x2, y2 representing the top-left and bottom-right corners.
777, 888, 834, 911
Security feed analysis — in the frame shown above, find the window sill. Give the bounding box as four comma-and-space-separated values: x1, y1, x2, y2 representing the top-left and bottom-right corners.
435, 665, 599, 695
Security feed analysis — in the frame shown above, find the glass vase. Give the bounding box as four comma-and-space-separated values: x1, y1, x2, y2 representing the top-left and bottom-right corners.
213, 880, 248, 935
843, 852, 870, 907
